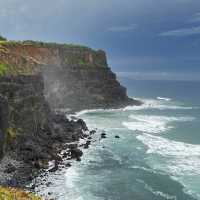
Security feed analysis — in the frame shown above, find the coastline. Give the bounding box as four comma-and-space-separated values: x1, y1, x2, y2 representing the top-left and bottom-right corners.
36, 95, 199, 200
0, 40, 142, 199
0, 102, 141, 197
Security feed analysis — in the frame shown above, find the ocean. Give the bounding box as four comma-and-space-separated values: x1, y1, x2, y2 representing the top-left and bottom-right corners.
36, 79, 200, 200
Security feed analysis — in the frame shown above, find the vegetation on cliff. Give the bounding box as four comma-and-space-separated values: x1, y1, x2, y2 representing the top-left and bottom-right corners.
0, 35, 7, 41
0, 40, 90, 50
0, 187, 42, 200
0, 63, 9, 76
0, 39, 108, 78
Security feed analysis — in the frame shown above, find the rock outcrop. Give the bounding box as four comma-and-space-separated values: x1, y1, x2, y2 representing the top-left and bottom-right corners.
0, 74, 89, 186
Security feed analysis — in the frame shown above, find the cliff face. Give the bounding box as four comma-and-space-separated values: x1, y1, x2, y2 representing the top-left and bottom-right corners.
0, 75, 52, 156
0, 41, 140, 110
0, 40, 140, 185
0, 74, 89, 186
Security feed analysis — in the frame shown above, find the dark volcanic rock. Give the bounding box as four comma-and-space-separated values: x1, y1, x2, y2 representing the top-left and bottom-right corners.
65, 163, 72, 167
101, 133, 107, 139
0, 75, 88, 187
0, 95, 8, 158
48, 160, 59, 173
84, 140, 91, 149
90, 130, 96, 135
77, 119, 88, 131
70, 148, 83, 160
4, 164, 16, 174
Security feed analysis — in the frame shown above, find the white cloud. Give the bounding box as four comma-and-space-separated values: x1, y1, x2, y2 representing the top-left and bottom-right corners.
107, 24, 137, 32
159, 26, 200, 36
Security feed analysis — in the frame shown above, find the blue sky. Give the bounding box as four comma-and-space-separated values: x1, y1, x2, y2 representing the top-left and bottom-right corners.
1, 0, 200, 80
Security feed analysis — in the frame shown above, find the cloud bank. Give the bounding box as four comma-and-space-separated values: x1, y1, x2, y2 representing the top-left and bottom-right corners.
160, 26, 200, 37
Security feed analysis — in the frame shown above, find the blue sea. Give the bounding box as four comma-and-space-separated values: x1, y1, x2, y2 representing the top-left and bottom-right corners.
36, 79, 200, 200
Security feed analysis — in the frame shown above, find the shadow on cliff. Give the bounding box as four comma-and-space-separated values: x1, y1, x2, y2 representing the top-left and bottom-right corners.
42, 64, 142, 112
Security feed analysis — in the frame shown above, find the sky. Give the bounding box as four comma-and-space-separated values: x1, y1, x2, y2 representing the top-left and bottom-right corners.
1, 0, 200, 81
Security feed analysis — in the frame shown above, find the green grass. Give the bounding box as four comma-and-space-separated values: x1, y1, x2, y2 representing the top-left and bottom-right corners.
0, 40, 91, 51
0, 63, 9, 76
79, 59, 87, 65
22, 40, 91, 50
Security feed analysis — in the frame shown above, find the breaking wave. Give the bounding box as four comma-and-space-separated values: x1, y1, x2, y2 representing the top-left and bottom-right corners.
157, 97, 172, 101
137, 133, 200, 176
123, 115, 195, 134
124, 98, 197, 111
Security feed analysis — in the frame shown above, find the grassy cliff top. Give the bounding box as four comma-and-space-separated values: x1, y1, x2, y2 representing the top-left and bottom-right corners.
0, 40, 92, 51
0, 39, 108, 76
0, 187, 43, 200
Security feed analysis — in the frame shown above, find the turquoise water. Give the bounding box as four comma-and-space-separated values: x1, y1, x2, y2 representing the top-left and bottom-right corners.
36, 79, 200, 200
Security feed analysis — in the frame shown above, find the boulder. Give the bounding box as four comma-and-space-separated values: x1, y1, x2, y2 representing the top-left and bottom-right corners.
101, 133, 107, 139
70, 148, 83, 160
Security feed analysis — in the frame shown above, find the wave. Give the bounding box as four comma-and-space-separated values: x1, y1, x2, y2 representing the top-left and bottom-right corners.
124, 98, 195, 111
137, 179, 177, 200
123, 115, 195, 134
157, 97, 172, 101
136, 133, 200, 199
136, 133, 200, 176
74, 98, 197, 118
75, 108, 123, 117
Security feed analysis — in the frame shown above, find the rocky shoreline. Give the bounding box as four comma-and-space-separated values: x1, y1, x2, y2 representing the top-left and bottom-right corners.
0, 111, 88, 185
0, 75, 94, 189
0, 76, 137, 196
0, 40, 142, 199
0, 107, 111, 198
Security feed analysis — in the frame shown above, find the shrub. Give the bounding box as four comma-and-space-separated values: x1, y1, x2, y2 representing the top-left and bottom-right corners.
6, 127, 17, 144
0, 35, 7, 41
79, 59, 86, 65
0, 63, 8, 76
0, 187, 42, 200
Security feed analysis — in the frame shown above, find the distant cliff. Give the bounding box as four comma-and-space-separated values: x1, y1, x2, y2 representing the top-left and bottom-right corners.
0, 40, 141, 111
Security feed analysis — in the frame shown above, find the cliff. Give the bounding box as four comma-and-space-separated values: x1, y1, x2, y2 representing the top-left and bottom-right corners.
0, 40, 140, 191
0, 74, 89, 187
0, 40, 140, 111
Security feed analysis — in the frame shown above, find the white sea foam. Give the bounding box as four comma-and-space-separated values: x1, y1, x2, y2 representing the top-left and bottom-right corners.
65, 167, 79, 189
124, 98, 195, 111
137, 179, 177, 200
136, 133, 200, 176
75, 109, 103, 117
131, 165, 158, 174
74, 98, 197, 119
123, 115, 194, 134
136, 133, 200, 198
157, 97, 172, 101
